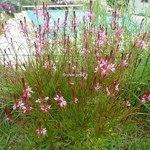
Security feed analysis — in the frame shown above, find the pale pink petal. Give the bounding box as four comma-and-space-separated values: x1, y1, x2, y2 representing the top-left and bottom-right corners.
94, 66, 99, 72
106, 87, 110, 96
126, 101, 131, 107
60, 100, 67, 108
147, 95, 150, 100
41, 128, 47, 135
73, 98, 78, 104
36, 99, 42, 103
115, 84, 119, 91
44, 97, 49, 101
95, 83, 100, 91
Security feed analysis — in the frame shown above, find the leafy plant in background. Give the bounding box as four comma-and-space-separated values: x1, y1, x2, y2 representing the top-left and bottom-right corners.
1, 0, 150, 149
0, 0, 21, 12
0, 0, 19, 5
19, 0, 35, 5
0, 3, 16, 16
107, 0, 129, 9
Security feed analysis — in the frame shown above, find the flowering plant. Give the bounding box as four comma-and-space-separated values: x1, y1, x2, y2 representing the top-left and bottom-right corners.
0, 3, 16, 16
2, 1, 150, 148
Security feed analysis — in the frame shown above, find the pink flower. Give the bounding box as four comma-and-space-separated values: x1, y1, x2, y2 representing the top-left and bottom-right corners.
125, 101, 131, 107
121, 60, 128, 67
18, 100, 25, 107
89, 13, 95, 21
55, 60, 59, 64
36, 48, 44, 56
81, 48, 90, 55
115, 9, 120, 17
2, 23, 10, 33
36, 128, 47, 135
19, 24, 28, 34
60, 37, 67, 44
36, 99, 42, 104
95, 83, 100, 91
98, 59, 107, 68
139, 95, 147, 103
96, 29, 109, 46
95, 51, 100, 58
147, 95, 150, 100
54, 95, 64, 102
69, 82, 74, 85
73, 98, 78, 104
84, 12, 95, 21
98, 29, 106, 38
13, 103, 18, 110
72, 18, 80, 28
97, 59, 115, 78
107, 63, 115, 72
25, 86, 32, 93
136, 40, 147, 50
116, 28, 124, 36
52, 65, 56, 71
75, 18, 80, 24
22, 90, 31, 99
62, 20, 68, 27
60, 100, 67, 108
22, 106, 32, 113
54, 92, 67, 108
72, 66, 77, 71
34, 6, 41, 15
22, 106, 27, 113
6, 117, 14, 123
36, 97, 49, 104
34, 37, 45, 56
106, 87, 110, 96
13, 100, 24, 110
2, 23, 11, 38
101, 69, 108, 77
43, 97, 49, 101
19, 20, 28, 36
43, 23, 51, 34
94, 66, 99, 72
43, 61, 49, 69
40, 105, 51, 112
13, 86, 33, 113
43, 62, 56, 70
97, 40, 103, 48
115, 84, 119, 91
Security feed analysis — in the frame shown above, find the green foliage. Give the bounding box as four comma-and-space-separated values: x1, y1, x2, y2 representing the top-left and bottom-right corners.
0, 0, 21, 13
19, 0, 35, 5
103, 132, 150, 150
1, 0, 17, 5
107, 0, 129, 9
51, 0, 57, 2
